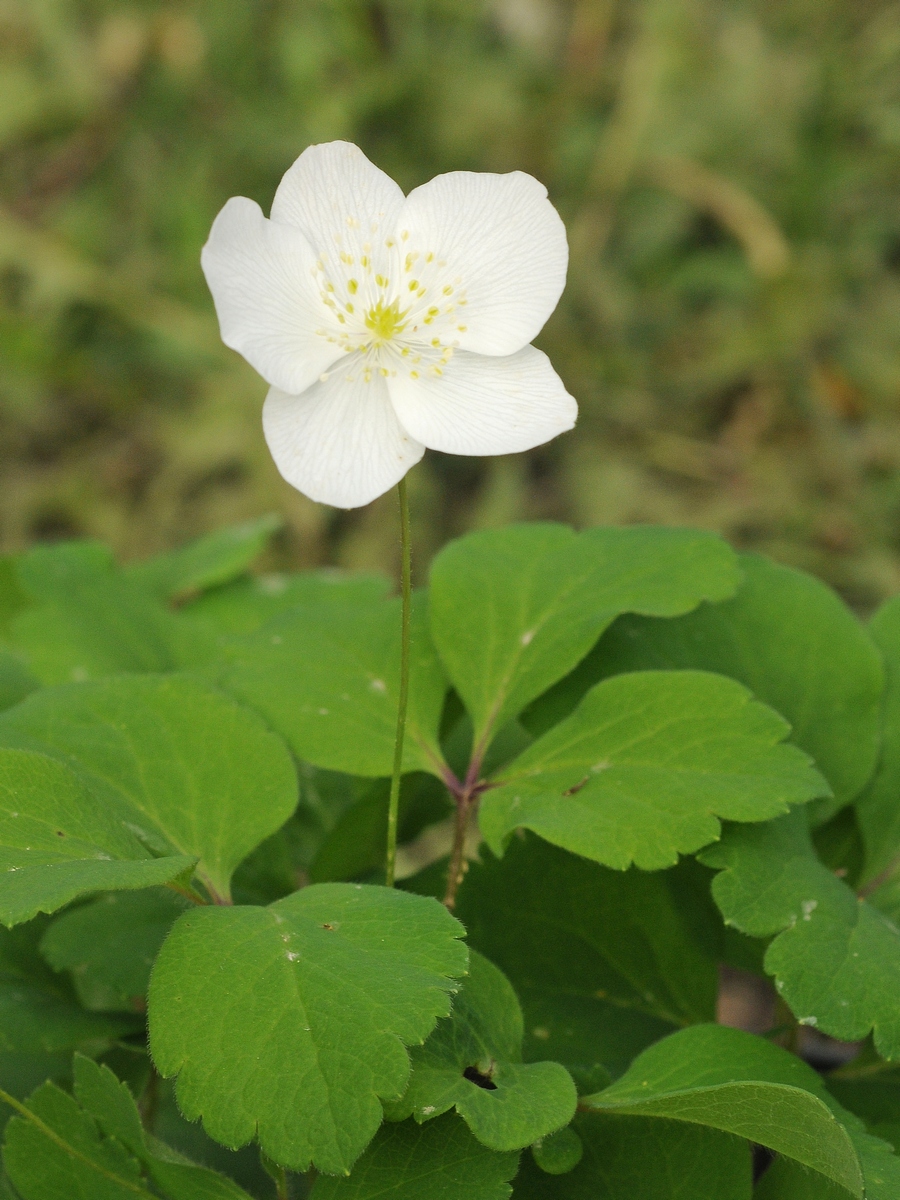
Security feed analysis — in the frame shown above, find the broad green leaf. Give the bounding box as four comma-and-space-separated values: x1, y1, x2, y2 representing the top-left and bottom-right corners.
857, 597, 900, 884
385, 950, 577, 1151
700, 810, 900, 1058
529, 1126, 583, 1175
440, 835, 716, 1085
40, 890, 189, 1011
0, 749, 195, 926
753, 1158, 848, 1200
2, 1057, 256, 1200
311, 1113, 518, 1200
182, 570, 391, 635
582, 1025, 864, 1196
514, 1114, 752, 1199
218, 594, 448, 776
480, 670, 827, 870
535, 554, 883, 822
148, 883, 467, 1174
0, 674, 298, 903
429, 524, 740, 749
9, 542, 181, 685
125, 514, 282, 600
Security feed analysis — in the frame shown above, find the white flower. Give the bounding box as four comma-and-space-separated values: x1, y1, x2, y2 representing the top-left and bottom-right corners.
201, 141, 577, 508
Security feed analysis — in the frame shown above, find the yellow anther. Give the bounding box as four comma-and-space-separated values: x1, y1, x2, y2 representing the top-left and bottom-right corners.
348, 279, 358, 294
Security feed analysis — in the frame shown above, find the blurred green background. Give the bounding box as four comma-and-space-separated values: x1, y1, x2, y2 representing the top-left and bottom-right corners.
2, 0, 900, 606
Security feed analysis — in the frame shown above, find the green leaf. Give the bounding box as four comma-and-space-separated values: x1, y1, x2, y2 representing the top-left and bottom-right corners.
480, 670, 827, 870
443, 835, 716, 1084
857, 597, 900, 884
0, 674, 298, 903
182, 570, 391, 636
514, 1114, 752, 1199
218, 593, 448, 776
700, 810, 900, 1058
2, 1056, 256, 1200
429, 524, 740, 750
148, 883, 467, 1174
538, 554, 883, 822
582, 1025, 864, 1196
385, 949, 577, 1151
0, 921, 137, 1110
9, 543, 181, 685
125, 514, 282, 601
753, 1158, 848, 1200
529, 1126, 583, 1175
0, 749, 195, 926
311, 1113, 518, 1200
40, 890, 189, 1011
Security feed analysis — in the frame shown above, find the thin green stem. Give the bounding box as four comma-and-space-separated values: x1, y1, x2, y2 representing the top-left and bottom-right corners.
0, 1088, 157, 1196
385, 475, 412, 888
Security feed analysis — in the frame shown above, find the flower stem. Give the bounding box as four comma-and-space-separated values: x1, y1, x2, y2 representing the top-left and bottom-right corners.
385, 476, 412, 888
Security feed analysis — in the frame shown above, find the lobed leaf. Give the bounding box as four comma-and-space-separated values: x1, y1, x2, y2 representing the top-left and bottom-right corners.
385, 949, 577, 1151
218, 593, 447, 776
581, 1025, 867, 1196
0, 749, 195, 927
0, 674, 298, 903
700, 809, 900, 1059
2, 1055, 255, 1200
480, 670, 827, 871
148, 883, 468, 1174
534, 554, 883, 822
311, 1113, 518, 1200
513, 1114, 752, 1199
429, 524, 740, 750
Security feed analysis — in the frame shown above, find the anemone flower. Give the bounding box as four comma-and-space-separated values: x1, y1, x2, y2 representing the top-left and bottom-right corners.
201, 141, 576, 508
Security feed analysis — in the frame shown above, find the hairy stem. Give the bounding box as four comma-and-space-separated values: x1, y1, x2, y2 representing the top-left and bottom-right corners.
385, 475, 412, 888
165, 879, 209, 906
444, 791, 474, 909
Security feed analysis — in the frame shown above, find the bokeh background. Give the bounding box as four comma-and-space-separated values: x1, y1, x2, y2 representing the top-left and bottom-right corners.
3, 0, 900, 607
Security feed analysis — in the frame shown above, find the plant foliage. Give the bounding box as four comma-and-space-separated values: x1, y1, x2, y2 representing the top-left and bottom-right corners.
0, 517, 898, 1197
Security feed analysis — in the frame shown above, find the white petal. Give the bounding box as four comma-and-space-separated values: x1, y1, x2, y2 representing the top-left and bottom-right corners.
386, 345, 577, 456
201, 197, 342, 394
396, 171, 568, 356
263, 362, 424, 508
271, 141, 405, 284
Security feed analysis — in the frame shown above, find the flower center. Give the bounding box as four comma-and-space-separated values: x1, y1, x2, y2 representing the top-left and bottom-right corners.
364, 299, 408, 344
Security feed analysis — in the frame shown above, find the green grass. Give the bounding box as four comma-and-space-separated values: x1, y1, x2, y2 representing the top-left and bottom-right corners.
2, 0, 900, 606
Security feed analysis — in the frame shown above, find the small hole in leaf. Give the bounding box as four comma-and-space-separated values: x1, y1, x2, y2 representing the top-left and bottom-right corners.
463, 1065, 497, 1091
322, 923, 335, 931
